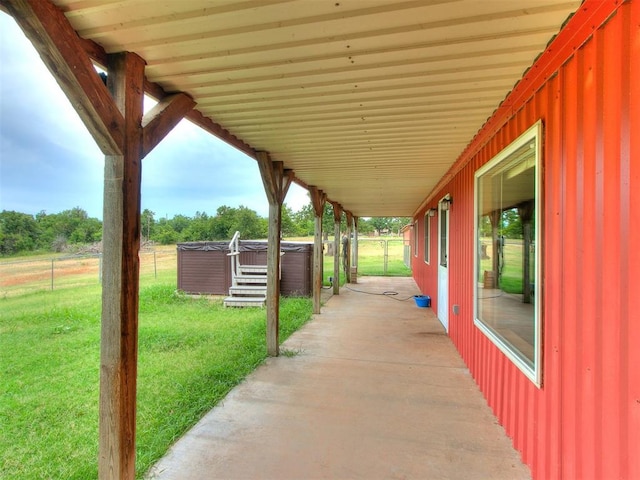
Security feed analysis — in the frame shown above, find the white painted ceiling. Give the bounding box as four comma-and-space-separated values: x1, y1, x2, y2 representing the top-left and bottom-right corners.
54, 0, 579, 217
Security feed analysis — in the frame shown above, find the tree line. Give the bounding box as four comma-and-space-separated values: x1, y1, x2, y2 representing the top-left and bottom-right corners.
0, 204, 410, 256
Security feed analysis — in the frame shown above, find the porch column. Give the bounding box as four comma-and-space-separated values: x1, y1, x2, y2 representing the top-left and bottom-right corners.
256, 152, 293, 356
345, 211, 353, 283
98, 51, 145, 480
3, 5, 196, 478
330, 201, 342, 295
489, 209, 501, 288
309, 186, 326, 314
518, 200, 535, 304
352, 216, 359, 283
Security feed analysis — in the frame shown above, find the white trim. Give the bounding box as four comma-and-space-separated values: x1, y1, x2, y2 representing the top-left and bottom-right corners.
473, 120, 542, 387
437, 195, 450, 331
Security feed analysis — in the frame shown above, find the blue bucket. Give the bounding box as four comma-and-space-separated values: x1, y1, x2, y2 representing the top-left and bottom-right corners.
414, 295, 431, 308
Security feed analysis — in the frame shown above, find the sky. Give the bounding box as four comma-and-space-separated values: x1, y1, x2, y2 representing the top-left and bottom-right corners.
0, 13, 310, 221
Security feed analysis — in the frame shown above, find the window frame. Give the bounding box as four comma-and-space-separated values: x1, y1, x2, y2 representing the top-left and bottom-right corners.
413, 220, 418, 257
473, 120, 543, 386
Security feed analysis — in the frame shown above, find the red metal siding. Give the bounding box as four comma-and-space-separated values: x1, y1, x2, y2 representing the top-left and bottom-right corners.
412, 1, 639, 478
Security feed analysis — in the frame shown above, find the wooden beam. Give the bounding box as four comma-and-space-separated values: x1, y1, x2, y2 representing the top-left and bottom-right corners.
99, 51, 145, 480
69, 31, 259, 162
279, 169, 294, 204
144, 79, 257, 160
309, 186, 326, 314
8, 0, 306, 189
2, 4, 206, 478
2, 0, 125, 155
142, 93, 196, 157
256, 151, 278, 205
330, 201, 342, 295
256, 151, 287, 357
309, 186, 325, 218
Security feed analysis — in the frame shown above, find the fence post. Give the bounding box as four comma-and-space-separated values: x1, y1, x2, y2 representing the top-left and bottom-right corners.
51, 258, 54, 290
154, 251, 157, 279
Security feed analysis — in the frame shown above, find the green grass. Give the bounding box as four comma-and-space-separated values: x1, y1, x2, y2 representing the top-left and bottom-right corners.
1, 238, 408, 478
0, 282, 312, 479
321, 238, 411, 283
478, 240, 529, 294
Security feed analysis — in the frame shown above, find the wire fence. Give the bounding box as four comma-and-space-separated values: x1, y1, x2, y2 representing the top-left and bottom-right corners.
0, 249, 178, 298
1, 239, 411, 298
354, 238, 412, 276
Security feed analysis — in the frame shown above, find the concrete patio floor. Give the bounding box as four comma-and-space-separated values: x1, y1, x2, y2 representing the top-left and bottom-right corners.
148, 276, 530, 480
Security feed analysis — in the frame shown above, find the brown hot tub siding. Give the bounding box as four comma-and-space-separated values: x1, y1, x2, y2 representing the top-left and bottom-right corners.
177, 241, 313, 296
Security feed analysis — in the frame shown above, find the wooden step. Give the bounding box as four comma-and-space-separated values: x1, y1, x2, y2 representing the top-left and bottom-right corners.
234, 274, 268, 285
224, 296, 266, 308
229, 285, 267, 296
239, 265, 267, 275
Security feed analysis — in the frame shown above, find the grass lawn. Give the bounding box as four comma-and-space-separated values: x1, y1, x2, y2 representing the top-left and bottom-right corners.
0, 280, 312, 479
320, 237, 411, 283
478, 239, 527, 294
0, 238, 408, 478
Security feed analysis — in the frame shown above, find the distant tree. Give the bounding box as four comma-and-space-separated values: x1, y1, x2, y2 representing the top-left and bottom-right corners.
479, 215, 492, 237
389, 217, 411, 235
51, 235, 67, 253
141, 209, 156, 241
366, 217, 409, 236
0, 210, 40, 255
281, 204, 299, 238
291, 203, 315, 236
56, 207, 88, 239
501, 208, 523, 239
210, 206, 234, 239
233, 206, 267, 239
357, 218, 374, 235
209, 205, 267, 240
369, 217, 391, 235
153, 218, 179, 245
33, 207, 101, 247
169, 214, 191, 235
323, 202, 347, 234
181, 211, 213, 241
69, 216, 102, 243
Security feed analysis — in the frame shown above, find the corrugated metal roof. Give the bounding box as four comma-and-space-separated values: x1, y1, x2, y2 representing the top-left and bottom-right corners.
53, 0, 580, 217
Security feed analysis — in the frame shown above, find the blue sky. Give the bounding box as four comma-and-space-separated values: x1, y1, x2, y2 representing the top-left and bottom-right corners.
0, 13, 309, 220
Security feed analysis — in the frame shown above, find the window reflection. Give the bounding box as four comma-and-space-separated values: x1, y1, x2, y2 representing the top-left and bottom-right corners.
475, 124, 540, 378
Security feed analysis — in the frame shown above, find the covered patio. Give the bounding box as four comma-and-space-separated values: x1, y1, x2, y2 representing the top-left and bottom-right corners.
148, 276, 530, 480
5, 1, 635, 478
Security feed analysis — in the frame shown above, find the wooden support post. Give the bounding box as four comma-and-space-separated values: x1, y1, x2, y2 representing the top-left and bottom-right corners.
309, 187, 326, 314
99, 51, 146, 480
489, 209, 501, 288
345, 211, 353, 283
330, 201, 342, 295
2, 5, 197, 477
256, 152, 293, 356
353, 216, 359, 267
352, 216, 359, 284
